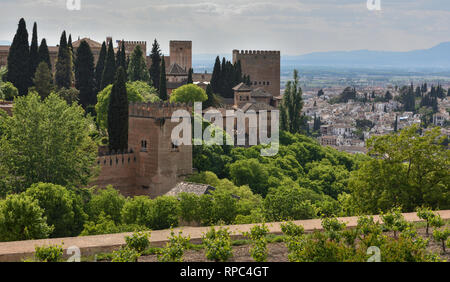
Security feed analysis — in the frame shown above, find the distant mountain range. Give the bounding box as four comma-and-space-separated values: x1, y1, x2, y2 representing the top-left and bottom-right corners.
193, 42, 450, 71
283, 42, 450, 69
0, 40, 11, 45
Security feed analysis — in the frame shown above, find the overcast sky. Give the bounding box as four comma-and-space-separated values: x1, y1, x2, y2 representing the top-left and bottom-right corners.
0, 0, 449, 55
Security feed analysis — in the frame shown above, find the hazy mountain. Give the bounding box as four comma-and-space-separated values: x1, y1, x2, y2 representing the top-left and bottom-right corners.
283, 42, 450, 69
0, 40, 11, 45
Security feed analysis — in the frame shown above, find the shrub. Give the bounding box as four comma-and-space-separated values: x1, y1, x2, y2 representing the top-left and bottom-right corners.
125, 231, 151, 253
203, 226, 233, 262
179, 192, 201, 224
34, 244, 64, 262
280, 221, 304, 237
80, 212, 145, 236
321, 217, 346, 242
433, 228, 450, 253
25, 182, 87, 238
429, 214, 444, 229
381, 207, 409, 239
0, 82, 18, 101
151, 196, 180, 230
0, 194, 53, 242
169, 84, 207, 104
244, 224, 269, 262
416, 206, 437, 235
121, 196, 154, 228
157, 229, 190, 262
111, 246, 140, 262
87, 186, 125, 224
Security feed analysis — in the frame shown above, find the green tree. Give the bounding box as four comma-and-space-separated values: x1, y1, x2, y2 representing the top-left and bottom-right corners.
100, 40, 116, 90
187, 68, 193, 84
159, 56, 167, 100
210, 56, 221, 94
169, 84, 207, 104
149, 39, 162, 90
0, 82, 19, 101
95, 81, 160, 130
116, 41, 127, 70
127, 45, 150, 82
280, 70, 306, 134
0, 194, 53, 242
121, 196, 154, 228
229, 159, 269, 196
55, 31, 72, 89
151, 196, 180, 230
0, 92, 98, 191
38, 38, 52, 73
29, 22, 39, 85
349, 125, 450, 213
33, 61, 53, 99
25, 182, 88, 237
108, 67, 129, 152
75, 40, 96, 110
7, 18, 31, 96
87, 186, 125, 224
95, 42, 107, 91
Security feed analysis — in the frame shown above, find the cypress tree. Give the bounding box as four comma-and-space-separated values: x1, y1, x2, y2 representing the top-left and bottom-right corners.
108, 67, 128, 152
33, 61, 53, 99
29, 22, 39, 84
55, 31, 72, 89
116, 41, 126, 70
187, 68, 193, 84
75, 40, 96, 110
149, 39, 161, 90
38, 38, 51, 72
204, 83, 214, 109
95, 41, 107, 91
159, 56, 167, 101
100, 39, 116, 90
127, 45, 150, 82
7, 18, 31, 96
210, 56, 221, 94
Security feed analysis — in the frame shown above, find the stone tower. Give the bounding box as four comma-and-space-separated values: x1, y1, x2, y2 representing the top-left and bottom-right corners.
92, 102, 193, 198
232, 50, 280, 97
169, 41, 192, 71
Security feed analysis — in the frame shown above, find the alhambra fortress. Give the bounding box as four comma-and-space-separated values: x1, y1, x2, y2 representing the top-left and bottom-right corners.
0, 38, 281, 198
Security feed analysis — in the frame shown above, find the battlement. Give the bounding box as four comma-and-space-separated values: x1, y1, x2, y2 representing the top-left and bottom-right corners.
120, 40, 147, 45
97, 151, 137, 167
129, 102, 192, 119
233, 50, 280, 56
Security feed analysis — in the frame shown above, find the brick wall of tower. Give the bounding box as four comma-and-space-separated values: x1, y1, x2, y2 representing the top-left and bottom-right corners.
232, 50, 281, 97
169, 41, 192, 71
90, 102, 193, 198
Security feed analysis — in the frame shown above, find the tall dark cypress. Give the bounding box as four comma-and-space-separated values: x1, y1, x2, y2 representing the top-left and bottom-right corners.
108, 67, 128, 152
187, 68, 193, 84
210, 56, 221, 94
100, 39, 116, 90
159, 56, 167, 101
149, 39, 161, 89
38, 38, 51, 72
116, 41, 126, 70
95, 41, 107, 91
29, 22, 39, 83
55, 31, 72, 89
75, 40, 96, 110
7, 18, 31, 96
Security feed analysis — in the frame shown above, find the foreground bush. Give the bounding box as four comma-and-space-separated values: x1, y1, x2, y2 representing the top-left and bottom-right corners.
25, 183, 87, 238
34, 244, 64, 262
203, 226, 233, 262
125, 231, 151, 253
158, 229, 190, 262
244, 224, 269, 262
0, 194, 53, 241
111, 246, 140, 262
